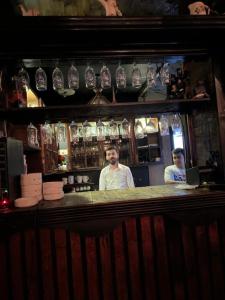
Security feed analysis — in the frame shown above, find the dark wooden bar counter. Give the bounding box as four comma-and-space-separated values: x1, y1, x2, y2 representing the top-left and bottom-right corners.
1, 185, 225, 300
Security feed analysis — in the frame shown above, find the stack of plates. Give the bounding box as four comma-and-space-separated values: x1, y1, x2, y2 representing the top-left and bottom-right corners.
15, 197, 39, 208
43, 182, 64, 201
21, 173, 43, 201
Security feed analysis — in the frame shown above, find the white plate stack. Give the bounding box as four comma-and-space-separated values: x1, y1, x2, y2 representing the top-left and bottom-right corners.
20, 173, 43, 202
43, 182, 64, 201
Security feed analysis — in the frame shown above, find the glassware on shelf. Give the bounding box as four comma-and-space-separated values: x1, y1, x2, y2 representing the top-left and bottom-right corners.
35, 67, 47, 91
69, 121, 80, 144
160, 62, 170, 86
171, 114, 182, 134
68, 64, 79, 90
134, 120, 145, 139
132, 64, 142, 88
115, 64, 126, 89
41, 122, 53, 145
109, 119, 119, 140
146, 64, 156, 88
159, 114, 169, 136
52, 67, 64, 91
85, 65, 96, 89
27, 123, 39, 147
83, 120, 93, 142
17, 67, 30, 90
56, 122, 67, 143
100, 65, 111, 89
145, 117, 159, 134
121, 118, 130, 139
96, 119, 106, 141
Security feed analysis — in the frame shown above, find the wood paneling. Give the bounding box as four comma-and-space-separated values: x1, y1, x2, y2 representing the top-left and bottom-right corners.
0, 240, 9, 300
1, 214, 225, 299
39, 229, 56, 300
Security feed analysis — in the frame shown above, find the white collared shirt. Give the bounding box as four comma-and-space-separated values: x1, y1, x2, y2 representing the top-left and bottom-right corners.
99, 163, 135, 191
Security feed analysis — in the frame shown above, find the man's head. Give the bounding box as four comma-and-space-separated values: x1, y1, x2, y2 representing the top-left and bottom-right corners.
172, 148, 185, 169
105, 145, 119, 165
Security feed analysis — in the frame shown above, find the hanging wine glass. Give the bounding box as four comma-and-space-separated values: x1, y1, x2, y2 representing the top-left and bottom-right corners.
109, 119, 119, 140
83, 120, 93, 142
17, 67, 30, 90
115, 63, 126, 89
132, 63, 142, 88
146, 64, 156, 88
160, 62, 170, 86
171, 114, 182, 134
121, 118, 130, 139
159, 114, 169, 136
85, 65, 96, 89
134, 120, 145, 139
100, 65, 111, 89
69, 121, 80, 144
27, 123, 39, 147
35, 67, 47, 91
56, 122, 66, 143
52, 67, 64, 91
68, 64, 79, 90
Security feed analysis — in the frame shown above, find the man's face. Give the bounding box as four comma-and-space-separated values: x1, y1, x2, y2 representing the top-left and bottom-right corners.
106, 149, 119, 165
173, 153, 185, 168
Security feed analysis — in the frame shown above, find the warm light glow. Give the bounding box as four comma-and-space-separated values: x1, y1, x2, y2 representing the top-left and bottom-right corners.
26, 89, 39, 107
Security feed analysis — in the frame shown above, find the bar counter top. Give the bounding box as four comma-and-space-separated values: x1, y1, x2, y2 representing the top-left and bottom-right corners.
1, 185, 225, 229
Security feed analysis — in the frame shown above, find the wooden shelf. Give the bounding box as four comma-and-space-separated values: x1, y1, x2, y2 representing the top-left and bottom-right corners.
2, 98, 211, 124
64, 182, 95, 187
24, 145, 41, 153
0, 17, 225, 59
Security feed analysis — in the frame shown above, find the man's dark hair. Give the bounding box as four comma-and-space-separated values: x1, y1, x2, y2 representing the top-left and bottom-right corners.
172, 148, 185, 158
105, 145, 119, 153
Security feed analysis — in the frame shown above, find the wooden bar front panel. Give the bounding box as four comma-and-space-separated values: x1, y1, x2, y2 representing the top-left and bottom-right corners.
1, 214, 225, 300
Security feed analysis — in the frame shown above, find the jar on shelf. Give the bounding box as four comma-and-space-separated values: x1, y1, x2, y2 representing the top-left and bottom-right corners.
69, 121, 80, 144
120, 118, 130, 139
27, 123, 39, 147
56, 122, 67, 143
83, 120, 93, 142
159, 114, 169, 136
134, 120, 145, 139
41, 122, 53, 145
171, 114, 182, 134
96, 119, 106, 141
109, 119, 119, 140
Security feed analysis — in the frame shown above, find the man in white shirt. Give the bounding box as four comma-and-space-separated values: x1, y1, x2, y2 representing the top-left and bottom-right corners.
99, 145, 135, 190
164, 148, 186, 184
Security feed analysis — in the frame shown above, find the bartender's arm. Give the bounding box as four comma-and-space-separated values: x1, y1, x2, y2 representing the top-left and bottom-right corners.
126, 167, 135, 188
99, 169, 106, 190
